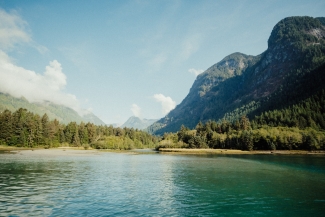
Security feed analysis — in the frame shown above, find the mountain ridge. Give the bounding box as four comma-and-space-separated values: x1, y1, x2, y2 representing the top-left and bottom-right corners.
148, 16, 325, 135
0, 92, 105, 125
121, 116, 158, 130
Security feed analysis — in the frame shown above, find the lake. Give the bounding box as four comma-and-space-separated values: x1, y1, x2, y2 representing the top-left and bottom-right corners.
0, 150, 325, 216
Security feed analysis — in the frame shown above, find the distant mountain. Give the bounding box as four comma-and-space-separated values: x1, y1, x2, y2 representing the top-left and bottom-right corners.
108, 123, 122, 128
0, 92, 106, 125
121, 116, 158, 130
148, 16, 325, 135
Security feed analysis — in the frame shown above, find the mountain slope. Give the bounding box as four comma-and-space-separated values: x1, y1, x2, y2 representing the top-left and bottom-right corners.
0, 92, 105, 125
121, 116, 157, 130
148, 16, 325, 135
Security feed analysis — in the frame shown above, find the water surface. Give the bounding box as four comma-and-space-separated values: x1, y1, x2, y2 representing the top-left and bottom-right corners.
0, 151, 324, 216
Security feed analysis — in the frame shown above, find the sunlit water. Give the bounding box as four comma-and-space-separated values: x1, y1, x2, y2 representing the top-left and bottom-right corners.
0, 151, 325, 216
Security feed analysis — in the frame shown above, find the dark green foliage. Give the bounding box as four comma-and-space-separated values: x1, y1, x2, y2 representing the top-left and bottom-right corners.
163, 77, 325, 151
0, 110, 13, 145
252, 89, 325, 130
243, 131, 256, 150
316, 17, 325, 25
268, 16, 323, 49
0, 108, 158, 149
169, 92, 325, 150
171, 114, 325, 151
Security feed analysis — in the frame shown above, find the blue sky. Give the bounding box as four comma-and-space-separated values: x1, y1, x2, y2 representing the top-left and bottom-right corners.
0, 0, 324, 125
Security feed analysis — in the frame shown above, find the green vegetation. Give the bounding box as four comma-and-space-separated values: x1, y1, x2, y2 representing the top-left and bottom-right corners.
3, 16, 325, 152
0, 108, 158, 150
268, 16, 325, 51
0, 92, 105, 125
157, 88, 325, 151
158, 121, 325, 152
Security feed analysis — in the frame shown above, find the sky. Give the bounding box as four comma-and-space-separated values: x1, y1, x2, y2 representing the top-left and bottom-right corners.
0, 0, 324, 125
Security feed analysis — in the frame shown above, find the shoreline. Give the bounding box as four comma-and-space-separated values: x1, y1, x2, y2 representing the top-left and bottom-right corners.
0, 145, 91, 151
0, 146, 151, 156
158, 148, 325, 155
1, 146, 325, 156
0, 148, 101, 157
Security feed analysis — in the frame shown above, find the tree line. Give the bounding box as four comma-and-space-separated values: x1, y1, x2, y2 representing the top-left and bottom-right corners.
0, 108, 158, 149
157, 89, 325, 151
2, 87, 325, 151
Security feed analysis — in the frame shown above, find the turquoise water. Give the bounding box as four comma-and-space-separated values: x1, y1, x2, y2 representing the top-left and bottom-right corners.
0, 151, 325, 216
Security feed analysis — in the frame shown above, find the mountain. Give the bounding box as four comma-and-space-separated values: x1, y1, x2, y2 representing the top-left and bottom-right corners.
108, 123, 122, 128
121, 116, 158, 130
148, 16, 325, 135
0, 92, 106, 125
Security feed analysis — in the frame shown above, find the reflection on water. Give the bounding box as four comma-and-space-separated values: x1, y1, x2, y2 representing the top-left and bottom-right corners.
0, 152, 325, 216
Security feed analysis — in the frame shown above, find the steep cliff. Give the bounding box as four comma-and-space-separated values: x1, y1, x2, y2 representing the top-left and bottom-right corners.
148, 16, 325, 135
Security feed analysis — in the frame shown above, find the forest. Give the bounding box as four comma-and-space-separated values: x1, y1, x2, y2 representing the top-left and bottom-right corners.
157, 89, 325, 151
1, 96, 325, 151
0, 108, 158, 150
1, 88, 325, 151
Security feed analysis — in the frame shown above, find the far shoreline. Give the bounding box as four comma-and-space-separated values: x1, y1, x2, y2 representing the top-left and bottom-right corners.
1, 146, 325, 156
158, 148, 325, 155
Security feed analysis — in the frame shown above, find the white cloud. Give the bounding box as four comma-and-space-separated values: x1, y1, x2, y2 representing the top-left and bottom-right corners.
0, 8, 48, 53
131, 103, 141, 117
0, 9, 31, 50
150, 53, 167, 67
153, 94, 176, 115
34, 44, 49, 54
0, 50, 85, 115
189, 68, 204, 77
180, 33, 202, 61
0, 9, 82, 114
59, 43, 92, 71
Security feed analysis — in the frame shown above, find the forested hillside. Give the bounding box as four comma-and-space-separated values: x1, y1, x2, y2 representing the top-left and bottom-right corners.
157, 87, 325, 151
0, 108, 157, 149
0, 92, 105, 125
148, 16, 325, 135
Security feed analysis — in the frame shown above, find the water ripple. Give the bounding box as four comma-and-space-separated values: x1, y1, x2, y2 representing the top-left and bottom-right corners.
0, 152, 325, 216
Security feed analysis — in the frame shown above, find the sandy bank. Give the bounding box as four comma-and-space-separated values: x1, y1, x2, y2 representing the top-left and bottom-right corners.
0, 146, 143, 156
158, 148, 325, 155
3, 148, 101, 157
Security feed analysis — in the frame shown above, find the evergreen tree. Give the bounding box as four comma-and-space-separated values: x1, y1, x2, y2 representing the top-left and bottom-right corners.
41, 114, 50, 145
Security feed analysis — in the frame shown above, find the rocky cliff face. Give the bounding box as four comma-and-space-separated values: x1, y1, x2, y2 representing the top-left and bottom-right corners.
246, 16, 325, 99
148, 16, 325, 135
193, 53, 258, 98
